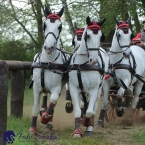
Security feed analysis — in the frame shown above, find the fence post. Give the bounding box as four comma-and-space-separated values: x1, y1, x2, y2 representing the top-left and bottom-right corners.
11, 70, 24, 117
0, 61, 8, 145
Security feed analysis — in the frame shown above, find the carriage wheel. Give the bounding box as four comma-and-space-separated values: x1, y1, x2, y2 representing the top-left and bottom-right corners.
105, 95, 117, 122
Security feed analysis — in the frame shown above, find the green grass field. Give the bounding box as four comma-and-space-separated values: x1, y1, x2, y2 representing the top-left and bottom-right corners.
6, 81, 145, 145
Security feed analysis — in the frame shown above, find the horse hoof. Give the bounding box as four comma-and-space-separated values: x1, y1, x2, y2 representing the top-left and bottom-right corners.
72, 134, 82, 138
40, 108, 46, 116
116, 108, 124, 117
41, 112, 53, 124
84, 131, 93, 136
45, 124, 53, 131
29, 127, 36, 134
97, 120, 104, 128
65, 103, 73, 113
72, 129, 83, 138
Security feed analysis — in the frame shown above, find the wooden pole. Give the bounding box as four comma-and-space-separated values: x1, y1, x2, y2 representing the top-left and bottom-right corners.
0, 61, 8, 145
11, 70, 24, 117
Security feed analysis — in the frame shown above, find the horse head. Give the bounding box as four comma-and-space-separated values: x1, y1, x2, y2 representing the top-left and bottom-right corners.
72, 22, 84, 49
113, 17, 133, 56
43, 6, 64, 54
77, 16, 106, 64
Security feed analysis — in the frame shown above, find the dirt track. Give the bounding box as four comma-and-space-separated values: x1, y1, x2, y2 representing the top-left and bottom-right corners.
36, 87, 145, 144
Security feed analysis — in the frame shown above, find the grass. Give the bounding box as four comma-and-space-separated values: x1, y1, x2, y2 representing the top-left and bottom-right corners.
7, 115, 113, 145
131, 133, 145, 145
6, 80, 145, 145
6, 81, 113, 145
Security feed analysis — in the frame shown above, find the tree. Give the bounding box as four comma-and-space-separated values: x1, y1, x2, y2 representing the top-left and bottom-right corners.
0, 0, 145, 61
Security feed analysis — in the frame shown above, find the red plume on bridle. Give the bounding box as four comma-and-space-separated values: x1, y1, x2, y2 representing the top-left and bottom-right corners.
86, 16, 106, 34
114, 17, 131, 29
45, 6, 64, 20
73, 22, 84, 41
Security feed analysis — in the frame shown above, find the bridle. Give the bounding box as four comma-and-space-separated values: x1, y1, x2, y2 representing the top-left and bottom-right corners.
83, 23, 105, 69
44, 14, 62, 45
109, 22, 132, 54
84, 22, 101, 52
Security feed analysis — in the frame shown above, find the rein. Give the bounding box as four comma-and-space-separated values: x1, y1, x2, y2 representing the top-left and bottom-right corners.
109, 47, 130, 54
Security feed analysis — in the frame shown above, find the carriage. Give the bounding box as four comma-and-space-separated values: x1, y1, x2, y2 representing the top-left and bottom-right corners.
105, 85, 145, 122
97, 17, 145, 127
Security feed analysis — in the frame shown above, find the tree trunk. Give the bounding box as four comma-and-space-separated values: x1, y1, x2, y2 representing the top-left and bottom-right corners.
61, 0, 75, 38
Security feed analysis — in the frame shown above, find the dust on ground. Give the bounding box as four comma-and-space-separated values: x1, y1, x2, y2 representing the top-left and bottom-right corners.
35, 87, 145, 145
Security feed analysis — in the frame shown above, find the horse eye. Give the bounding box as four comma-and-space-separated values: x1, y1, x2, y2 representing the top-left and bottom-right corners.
87, 35, 90, 38
58, 25, 61, 30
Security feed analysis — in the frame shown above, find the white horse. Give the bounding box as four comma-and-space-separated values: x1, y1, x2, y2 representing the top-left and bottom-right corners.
65, 22, 85, 114
97, 17, 145, 127
68, 16, 109, 137
29, 6, 68, 133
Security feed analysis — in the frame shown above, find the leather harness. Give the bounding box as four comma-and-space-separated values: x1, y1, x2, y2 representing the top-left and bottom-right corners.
108, 52, 145, 90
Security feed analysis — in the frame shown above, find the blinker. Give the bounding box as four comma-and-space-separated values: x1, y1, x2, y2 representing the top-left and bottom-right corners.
87, 22, 100, 34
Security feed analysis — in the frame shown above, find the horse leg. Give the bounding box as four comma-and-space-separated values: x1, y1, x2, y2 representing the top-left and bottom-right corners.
84, 87, 101, 136
80, 100, 84, 119
29, 85, 40, 134
132, 81, 143, 109
130, 81, 143, 118
85, 89, 98, 118
65, 82, 73, 113
84, 115, 95, 136
69, 84, 83, 138
116, 87, 125, 117
97, 79, 111, 128
124, 86, 133, 109
40, 93, 48, 116
82, 89, 99, 136
123, 81, 143, 126
41, 90, 60, 129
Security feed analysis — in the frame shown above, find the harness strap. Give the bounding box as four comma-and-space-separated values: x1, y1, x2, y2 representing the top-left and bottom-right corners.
98, 49, 105, 70
109, 72, 127, 90
77, 70, 87, 104
68, 64, 104, 75
41, 68, 45, 89
111, 64, 145, 84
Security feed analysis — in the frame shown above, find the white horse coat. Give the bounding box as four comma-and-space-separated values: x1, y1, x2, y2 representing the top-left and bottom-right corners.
98, 17, 145, 127
69, 16, 109, 137
29, 6, 67, 133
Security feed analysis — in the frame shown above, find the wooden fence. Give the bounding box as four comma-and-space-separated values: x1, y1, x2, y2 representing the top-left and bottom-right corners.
0, 60, 32, 145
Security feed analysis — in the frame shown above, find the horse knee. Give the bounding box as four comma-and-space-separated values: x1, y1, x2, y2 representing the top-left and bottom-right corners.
74, 108, 81, 118
32, 106, 40, 116
118, 88, 125, 97
102, 102, 108, 109
85, 111, 93, 118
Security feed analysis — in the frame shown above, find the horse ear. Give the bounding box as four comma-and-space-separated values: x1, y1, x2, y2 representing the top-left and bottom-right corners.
114, 17, 120, 25
45, 6, 52, 16
74, 22, 78, 30
97, 18, 106, 27
57, 7, 64, 17
126, 17, 131, 24
86, 16, 92, 26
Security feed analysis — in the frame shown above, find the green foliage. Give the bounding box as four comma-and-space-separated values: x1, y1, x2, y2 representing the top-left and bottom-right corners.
131, 132, 145, 144
0, 39, 35, 61
0, 0, 145, 59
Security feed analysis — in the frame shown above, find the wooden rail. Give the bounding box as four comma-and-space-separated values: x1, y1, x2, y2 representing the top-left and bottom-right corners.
0, 60, 32, 145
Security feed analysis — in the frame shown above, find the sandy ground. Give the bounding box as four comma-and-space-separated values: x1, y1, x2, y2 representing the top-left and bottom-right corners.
29, 87, 145, 145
